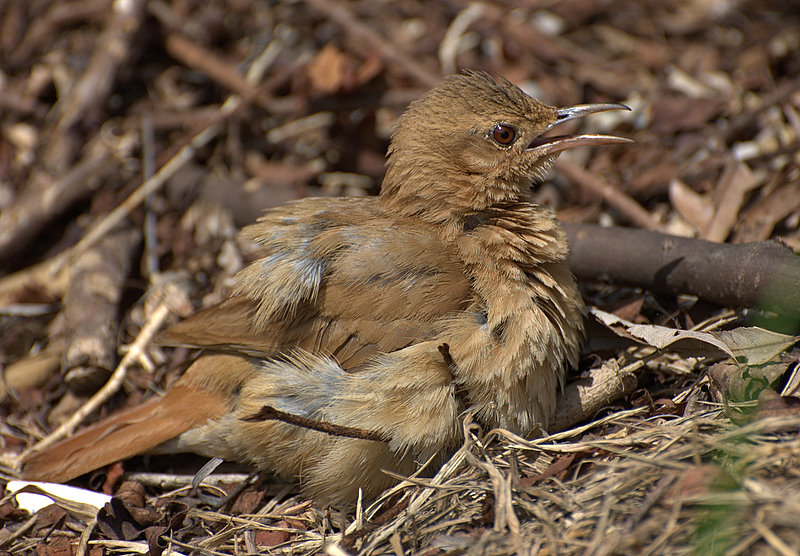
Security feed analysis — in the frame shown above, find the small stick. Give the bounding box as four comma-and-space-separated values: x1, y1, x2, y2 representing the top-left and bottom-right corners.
53, 36, 282, 273
243, 405, 386, 442
0, 141, 116, 263
54, 101, 238, 273
14, 302, 171, 464
45, 0, 146, 172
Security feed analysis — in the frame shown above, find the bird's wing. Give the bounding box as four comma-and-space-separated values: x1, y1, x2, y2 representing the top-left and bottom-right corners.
160, 197, 473, 370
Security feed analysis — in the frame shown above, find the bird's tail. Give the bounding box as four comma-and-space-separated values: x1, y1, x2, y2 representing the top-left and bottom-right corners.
21, 384, 222, 484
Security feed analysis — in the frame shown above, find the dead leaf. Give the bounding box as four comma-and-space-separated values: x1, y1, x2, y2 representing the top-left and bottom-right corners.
256, 526, 291, 547
228, 486, 264, 515
520, 453, 576, 486
591, 308, 798, 365
708, 361, 789, 402
609, 296, 645, 322
651, 95, 720, 133
667, 464, 737, 502
669, 178, 713, 233
96, 497, 147, 541
355, 54, 383, 86
705, 161, 760, 242
35, 534, 72, 556
754, 389, 800, 420
306, 44, 348, 94
145, 525, 169, 556
733, 181, 800, 243
31, 504, 68, 536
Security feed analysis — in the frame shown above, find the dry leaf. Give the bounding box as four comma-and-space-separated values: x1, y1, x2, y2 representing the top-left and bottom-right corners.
732, 181, 800, 243
708, 361, 789, 402
306, 43, 348, 94
591, 308, 798, 365
651, 95, 720, 133
704, 161, 759, 242
669, 178, 714, 233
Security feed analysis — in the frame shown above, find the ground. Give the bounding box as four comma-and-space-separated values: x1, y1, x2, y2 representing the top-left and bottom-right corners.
0, 1, 799, 554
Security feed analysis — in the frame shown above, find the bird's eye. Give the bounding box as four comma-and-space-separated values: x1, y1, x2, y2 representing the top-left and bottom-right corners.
491, 124, 516, 146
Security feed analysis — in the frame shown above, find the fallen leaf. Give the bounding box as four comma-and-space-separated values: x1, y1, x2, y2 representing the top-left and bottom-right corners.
35, 534, 72, 556
667, 464, 737, 502
705, 161, 760, 242
591, 308, 798, 365
306, 43, 348, 94
754, 389, 800, 420
733, 181, 800, 243
256, 527, 290, 547
609, 295, 645, 322
707, 361, 789, 402
651, 95, 720, 133
520, 453, 576, 486
96, 497, 147, 541
669, 178, 713, 233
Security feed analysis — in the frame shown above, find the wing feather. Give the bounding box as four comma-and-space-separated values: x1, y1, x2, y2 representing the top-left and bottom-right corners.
160, 197, 472, 370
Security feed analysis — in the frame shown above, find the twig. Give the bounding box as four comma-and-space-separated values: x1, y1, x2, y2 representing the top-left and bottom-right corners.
141, 115, 159, 279
15, 302, 171, 464
754, 519, 798, 556
123, 472, 251, 489
243, 406, 386, 442
0, 140, 117, 264
438, 3, 484, 75
0, 258, 72, 307
53, 100, 237, 273
75, 518, 98, 556
462, 421, 521, 536
361, 442, 468, 553
164, 32, 262, 99
9, 0, 111, 67
53, 36, 280, 273
45, 0, 146, 172
555, 158, 663, 231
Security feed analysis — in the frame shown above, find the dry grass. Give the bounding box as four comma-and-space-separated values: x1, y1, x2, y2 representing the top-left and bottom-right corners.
1, 1, 799, 554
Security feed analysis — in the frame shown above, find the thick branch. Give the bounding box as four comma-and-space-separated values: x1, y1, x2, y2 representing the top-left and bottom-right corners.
565, 223, 800, 318
62, 226, 142, 391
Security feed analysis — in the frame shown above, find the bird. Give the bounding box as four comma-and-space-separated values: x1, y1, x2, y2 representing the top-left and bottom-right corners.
21, 70, 631, 506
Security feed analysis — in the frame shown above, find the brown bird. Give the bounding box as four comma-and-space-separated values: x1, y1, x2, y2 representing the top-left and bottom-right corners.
22, 71, 631, 505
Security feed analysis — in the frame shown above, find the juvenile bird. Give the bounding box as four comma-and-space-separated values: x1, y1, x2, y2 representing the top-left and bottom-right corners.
22, 71, 631, 505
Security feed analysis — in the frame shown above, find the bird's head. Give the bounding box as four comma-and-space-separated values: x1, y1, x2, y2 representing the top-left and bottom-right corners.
380, 70, 631, 224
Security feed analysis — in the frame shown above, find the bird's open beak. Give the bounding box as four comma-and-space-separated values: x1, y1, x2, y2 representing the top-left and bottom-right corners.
527, 103, 633, 156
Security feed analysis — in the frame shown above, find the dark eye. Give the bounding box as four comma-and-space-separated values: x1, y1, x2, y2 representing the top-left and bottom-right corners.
492, 123, 516, 146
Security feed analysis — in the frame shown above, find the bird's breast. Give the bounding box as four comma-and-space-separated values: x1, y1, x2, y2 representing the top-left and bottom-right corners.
442, 206, 585, 433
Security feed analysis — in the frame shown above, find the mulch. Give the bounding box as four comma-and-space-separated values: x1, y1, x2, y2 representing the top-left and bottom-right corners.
1, 1, 799, 554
